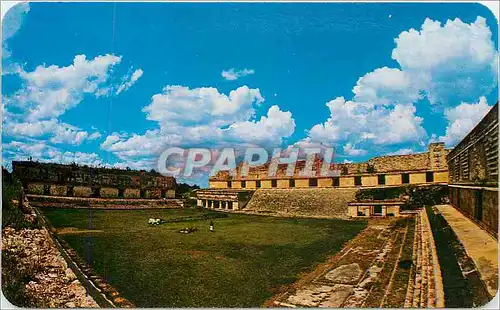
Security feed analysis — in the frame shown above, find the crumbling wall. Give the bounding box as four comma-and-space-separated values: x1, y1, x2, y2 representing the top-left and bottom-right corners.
73, 186, 92, 197
27, 183, 45, 195
100, 187, 118, 198
244, 188, 357, 219
50, 185, 67, 196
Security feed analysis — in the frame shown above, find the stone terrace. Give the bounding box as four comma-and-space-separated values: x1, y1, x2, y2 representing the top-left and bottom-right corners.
243, 188, 358, 219
270, 210, 444, 308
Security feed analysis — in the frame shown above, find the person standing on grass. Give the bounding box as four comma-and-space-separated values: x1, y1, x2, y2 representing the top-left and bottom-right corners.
209, 221, 214, 233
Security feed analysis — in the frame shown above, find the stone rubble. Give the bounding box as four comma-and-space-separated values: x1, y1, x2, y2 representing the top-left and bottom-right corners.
2, 226, 99, 308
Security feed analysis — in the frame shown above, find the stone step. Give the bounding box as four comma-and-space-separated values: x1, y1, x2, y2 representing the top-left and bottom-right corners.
404, 209, 444, 308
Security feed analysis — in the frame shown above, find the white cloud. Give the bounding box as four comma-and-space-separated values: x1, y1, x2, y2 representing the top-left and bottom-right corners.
88, 132, 102, 140
143, 85, 264, 127
387, 148, 414, 156
2, 140, 103, 167
2, 2, 30, 59
304, 16, 497, 157
353, 67, 421, 105
221, 68, 255, 81
101, 86, 295, 170
392, 16, 498, 105
307, 97, 426, 146
3, 119, 93, 146
4, 53, 141, 149
9, 54, 122, 120
224, 105, 295, 146
116, 68, 144, 94
438, 96, 492, 146
343, 143, 368, 156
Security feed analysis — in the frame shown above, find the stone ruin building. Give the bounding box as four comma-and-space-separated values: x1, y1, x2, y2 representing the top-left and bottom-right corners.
196, 142, 450, 213
12, 161, 176, 199
447, 102, 498, 238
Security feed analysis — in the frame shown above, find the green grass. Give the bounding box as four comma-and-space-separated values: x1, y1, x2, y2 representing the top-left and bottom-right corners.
41, 208, 366, 307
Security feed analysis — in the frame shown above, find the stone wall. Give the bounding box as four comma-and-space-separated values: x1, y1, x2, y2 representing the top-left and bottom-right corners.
449, 186, 498, 238
100, 187, 119, 198
2, 227, 98, 308
447, 103, 498, 185
27, 195, 185, 209
27, 183, 45, 195
49, 185, 67, 196
243, 188, 358, 219
73, 186, 92, 197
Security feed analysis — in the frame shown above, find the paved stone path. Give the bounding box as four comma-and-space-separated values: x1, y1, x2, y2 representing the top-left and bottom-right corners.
271, 211, 445, 308
436, 204, 498, 297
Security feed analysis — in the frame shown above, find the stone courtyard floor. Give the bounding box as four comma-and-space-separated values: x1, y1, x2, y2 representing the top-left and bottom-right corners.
268, 210, 444, 308
435, 205, 498, 297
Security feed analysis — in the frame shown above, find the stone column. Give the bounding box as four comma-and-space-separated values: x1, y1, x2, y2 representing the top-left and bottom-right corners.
233, 202, 239, 210
224, 201, 229, 210
381, 205, 387, 217
197, 199, 203, 207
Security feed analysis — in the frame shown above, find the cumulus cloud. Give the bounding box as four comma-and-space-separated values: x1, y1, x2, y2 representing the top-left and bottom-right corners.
2, 140, 103, 167
8, 54, 122, 120
438, 96, 492, 146
392, 16, 498, 105
116, 68, 144, 94
101, 86, 295, 170
343, 143, 368, 156
221, 68, 255, 81
307, 97, 426, 146
2, 2, 30, 59
387, 148, 414, 156
304, 16, 497, 157
143, 85, 264, 127
4, 54, 140, 149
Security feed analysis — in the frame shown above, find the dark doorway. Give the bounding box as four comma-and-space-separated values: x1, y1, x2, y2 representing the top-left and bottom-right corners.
256, 180, 261, 188
92, 187, 101, 198
118, 188, 125, 198
289, 179, 295, 188
373, 205, 383, 215
475, 190, 483, 221
227, 181, 232, 188
241, 181, 246, 188
355, 176, 362, 186
378, 175, 385, 185
271, 179, 277, 188
402, 173, 410, 184
140, 190, 146, 198
309, 178, 318, 187
333, 177, 340, 187
43, 184, 50, 195
426, 172, 434, 183
67, 186, 74, 197
161, 190, 166, 198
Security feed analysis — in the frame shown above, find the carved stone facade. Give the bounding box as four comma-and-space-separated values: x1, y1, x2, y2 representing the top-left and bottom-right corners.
447, 103, 498, 185
447, 103, 498, 238
209, 143, 449, 190
13, 161, 176, 199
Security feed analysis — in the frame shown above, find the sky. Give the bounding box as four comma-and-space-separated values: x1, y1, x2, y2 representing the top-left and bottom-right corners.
1, 1, 499, 186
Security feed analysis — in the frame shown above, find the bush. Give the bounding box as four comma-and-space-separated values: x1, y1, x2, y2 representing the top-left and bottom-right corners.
355, 185, 448, 210
2, 168, 40, 229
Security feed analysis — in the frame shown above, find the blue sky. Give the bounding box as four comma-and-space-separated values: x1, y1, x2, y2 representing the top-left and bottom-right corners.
2, 2, 498, 186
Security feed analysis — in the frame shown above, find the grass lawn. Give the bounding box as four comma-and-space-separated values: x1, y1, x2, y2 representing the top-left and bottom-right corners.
41, 208, 365, 307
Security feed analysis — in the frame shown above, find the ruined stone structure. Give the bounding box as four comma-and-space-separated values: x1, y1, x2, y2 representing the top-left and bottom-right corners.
447, 103, 498, 238
197, 143, 449, 217
347, 200, 405, 218
13, 161, 176, 199
209, 143, 449, 190
195, 189, 253, 210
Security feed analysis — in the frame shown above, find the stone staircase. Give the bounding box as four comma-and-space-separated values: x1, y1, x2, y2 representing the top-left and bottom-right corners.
404, 209, 444, 308
244, 188, 357, 218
